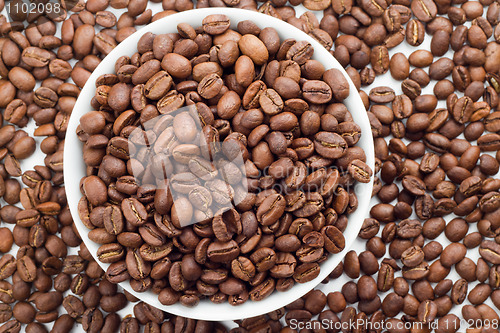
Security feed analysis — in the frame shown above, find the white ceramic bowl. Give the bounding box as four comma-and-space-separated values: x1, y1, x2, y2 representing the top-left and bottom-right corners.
64, 7, 375, 321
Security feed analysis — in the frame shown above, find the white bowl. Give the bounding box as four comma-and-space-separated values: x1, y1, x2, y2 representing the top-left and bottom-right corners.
64, 7, 375, 321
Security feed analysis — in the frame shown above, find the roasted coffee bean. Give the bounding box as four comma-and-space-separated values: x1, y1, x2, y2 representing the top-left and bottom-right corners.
348, 159, 372, 183
202, 15, 231, 35
314, 132, 347, 159
401, 245, 425, 268
0, 255, 16, 280
259, 89, 284, 116
17, 256, 36, 282
369, 86, 396, 103
441, 243, 467, 267
411, 0, 437, 22
322, 226, 345, 254
451, 278, 468, 305
293, 262, 320, 283
0, 229, 13, 254
406, 19, 425, 46
256, 193, 286, 226
402, 176, 426, 196
417, 300, 438, 323
323, 68, 349, 101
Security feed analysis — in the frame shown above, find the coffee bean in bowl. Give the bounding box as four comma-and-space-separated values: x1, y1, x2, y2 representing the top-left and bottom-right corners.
64, 7, 374, 321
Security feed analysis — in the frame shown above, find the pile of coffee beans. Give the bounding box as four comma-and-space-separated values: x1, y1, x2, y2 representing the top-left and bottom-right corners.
76, 13, 372, 307
0, 0, 499, 329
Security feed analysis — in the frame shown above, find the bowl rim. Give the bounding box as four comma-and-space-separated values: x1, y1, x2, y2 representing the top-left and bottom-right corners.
64, 7, 375, 321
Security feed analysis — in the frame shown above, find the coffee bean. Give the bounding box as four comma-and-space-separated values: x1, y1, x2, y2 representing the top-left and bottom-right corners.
293, 262, 320, 283
1, 8, 382, 313
121, 198, 147, 227
450, 278, 468, 305
322, 226, 345, 254
441, 243, 467, 267
17, 256, 36, 283
202, 14, 230, 35
402, 175, 426, 196
207, 240, 240, 263
401, 245, 425, 268
314, 132, 347, 159
259, 88, 284, 116
402, 262, 430, 280
360, 0, 388, 16
0, 228, 13, 253
468, 283, 492, 305
480, 240, 500, 264
239, 34, 269, 65
417, 300, 438, 323
348, 159, 372, 183
406, 19, 425, 46
286, 41, 313, 65
389, 53, 409, 80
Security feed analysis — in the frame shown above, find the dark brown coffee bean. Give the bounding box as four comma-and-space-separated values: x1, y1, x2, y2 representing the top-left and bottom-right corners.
389, 52, 409, 80
0, 255, 16, 281
411, 0, 437, 21
417, 300, 438, 324
401, 78, 421, 100
359, 0, 388, 16
348, 159, 372, 183
401, 245, 425, 268
259, 88, 284, 116
468, 283, 492, 305
452, 96, 474, 124
314, 132, 347, 159
69, 14, 374, 308
406, 19, 425, 46
480, 240, 500, 264
402, 262, 430, 280
369, 86, 395, 103
121, 198, 147, 227
17, 256, 36, 282
450, 278, 468, 305
302, 80, 332, 104
323, 68, 349, 101
207, 240, 240, 263
402, 175, 426, 196
0, 229, 14, 254
441, 243, 467, 267
478, 133, 500, 151
293, 262, 320, 283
